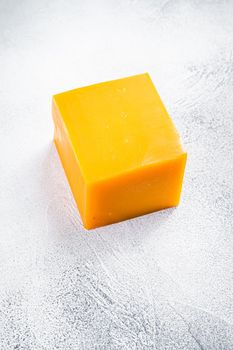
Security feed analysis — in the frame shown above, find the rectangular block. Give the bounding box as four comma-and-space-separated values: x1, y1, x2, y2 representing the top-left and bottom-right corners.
52, 73, 187, 229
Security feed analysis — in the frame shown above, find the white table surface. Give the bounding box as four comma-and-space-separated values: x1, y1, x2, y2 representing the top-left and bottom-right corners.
1, 0, 233, 349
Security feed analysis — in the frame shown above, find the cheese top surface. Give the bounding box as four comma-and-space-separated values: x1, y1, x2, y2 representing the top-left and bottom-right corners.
53, 73, 184, 183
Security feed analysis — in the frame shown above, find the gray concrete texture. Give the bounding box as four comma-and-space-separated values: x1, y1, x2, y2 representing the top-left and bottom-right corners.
1, 0, 233, 349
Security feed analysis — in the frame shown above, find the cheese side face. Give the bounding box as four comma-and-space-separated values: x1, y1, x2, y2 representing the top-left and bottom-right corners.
52, 73, 187, 229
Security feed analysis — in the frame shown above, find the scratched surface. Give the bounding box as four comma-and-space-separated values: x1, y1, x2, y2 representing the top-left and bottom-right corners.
1, 0, 233, 349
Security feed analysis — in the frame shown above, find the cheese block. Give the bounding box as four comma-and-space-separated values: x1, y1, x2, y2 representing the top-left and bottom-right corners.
52, 73, 187, 229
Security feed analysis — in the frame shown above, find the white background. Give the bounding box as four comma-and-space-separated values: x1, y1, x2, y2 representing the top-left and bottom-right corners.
1, 0, 233, 349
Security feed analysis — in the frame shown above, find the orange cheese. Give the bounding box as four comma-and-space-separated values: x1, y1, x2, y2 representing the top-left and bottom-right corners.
52, 73, 187, 229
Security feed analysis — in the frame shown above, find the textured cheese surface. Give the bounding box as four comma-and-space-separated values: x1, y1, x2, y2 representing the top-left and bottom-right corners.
54, 73, 184, 182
